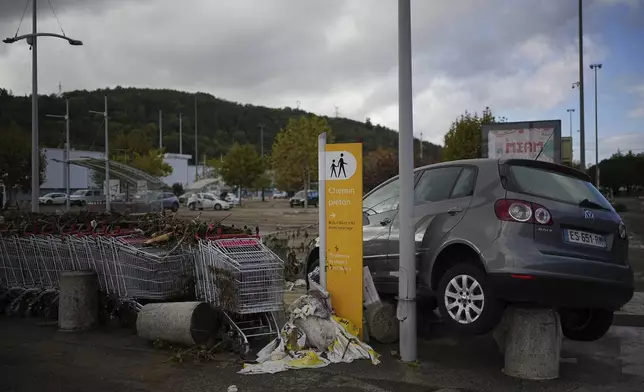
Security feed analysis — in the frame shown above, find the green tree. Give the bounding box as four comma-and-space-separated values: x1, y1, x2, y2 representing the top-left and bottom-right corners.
442, 107, 499, 161
271, 115, 333, 205
364, 147, 398, 193
219, 143, 265, 204
0, 122, 47, 201
172, 182, 185, 196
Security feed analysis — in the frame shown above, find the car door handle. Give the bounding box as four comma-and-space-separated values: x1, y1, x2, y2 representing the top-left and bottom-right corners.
447, 207, 463, 215
380, 218, 392, 226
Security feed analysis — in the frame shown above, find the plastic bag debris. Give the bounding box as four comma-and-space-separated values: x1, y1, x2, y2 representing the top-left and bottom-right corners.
239, 293, 380, 375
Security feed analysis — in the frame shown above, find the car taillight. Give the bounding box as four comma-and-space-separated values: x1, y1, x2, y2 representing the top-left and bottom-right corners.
494, 199, 553, 225
619, 223, 627, 239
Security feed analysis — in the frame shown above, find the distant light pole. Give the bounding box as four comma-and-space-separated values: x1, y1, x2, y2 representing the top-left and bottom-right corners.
2, 0, 83, 212
89, 95, 110, 212
259, 123, 265, 202
46, 99, 70, 211
590, 63, 603, 188
194, 96, 199, 182
158, 109, 163, 149
178, 113, 183, 155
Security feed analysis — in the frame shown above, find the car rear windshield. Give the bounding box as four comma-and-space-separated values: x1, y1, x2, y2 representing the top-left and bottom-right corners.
504, 164, 612, 210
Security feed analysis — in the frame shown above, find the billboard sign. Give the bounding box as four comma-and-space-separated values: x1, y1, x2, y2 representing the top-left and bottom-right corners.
481, 120, 562, 164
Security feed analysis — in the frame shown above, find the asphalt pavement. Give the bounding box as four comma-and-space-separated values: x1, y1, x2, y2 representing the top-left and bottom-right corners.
1, 318, 643, 392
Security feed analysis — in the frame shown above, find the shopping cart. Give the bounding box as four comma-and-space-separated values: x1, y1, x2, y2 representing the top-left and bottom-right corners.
0, 232, 193, 322
195, 235, 284, 357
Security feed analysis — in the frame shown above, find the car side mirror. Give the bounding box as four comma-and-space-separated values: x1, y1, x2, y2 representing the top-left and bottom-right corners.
363, 212, 370, 226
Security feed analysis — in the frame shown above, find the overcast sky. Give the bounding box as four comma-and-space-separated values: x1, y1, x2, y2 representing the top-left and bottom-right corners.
1, 0, 643, 162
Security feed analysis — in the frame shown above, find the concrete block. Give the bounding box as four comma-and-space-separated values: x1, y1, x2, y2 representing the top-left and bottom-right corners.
498, 307, 562, 380
136, 302, 219, 346
365, 301, 399, 344
58, 270, 99, 331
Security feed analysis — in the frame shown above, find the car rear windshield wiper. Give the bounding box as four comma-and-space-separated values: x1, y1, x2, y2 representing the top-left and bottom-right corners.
578, 198, 609, 211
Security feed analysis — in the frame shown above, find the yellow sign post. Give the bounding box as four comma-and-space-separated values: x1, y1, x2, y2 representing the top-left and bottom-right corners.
324, 143, 363, 337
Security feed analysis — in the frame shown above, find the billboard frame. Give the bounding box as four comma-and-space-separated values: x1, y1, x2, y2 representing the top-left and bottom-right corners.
481, 120, 562, 164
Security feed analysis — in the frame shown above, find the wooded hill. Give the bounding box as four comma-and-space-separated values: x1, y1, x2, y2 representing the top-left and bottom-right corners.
0, 87, 442, 165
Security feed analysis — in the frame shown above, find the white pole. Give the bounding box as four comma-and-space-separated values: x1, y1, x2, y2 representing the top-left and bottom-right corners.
159, 109, 163, 149
318, 132, 327, 288
397, 0, 417, 363
179, 113, 183, 155
195, 96, 198, 182
65, 99, 70, 211
31, 0, 40, 212
104, 94, 110, 212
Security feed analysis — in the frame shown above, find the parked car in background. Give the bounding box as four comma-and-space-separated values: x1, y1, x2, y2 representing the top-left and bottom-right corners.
224, 193, 240, 206
305, 158, 633, 341
69, 189, 103, 206
178, 192, 193, 205
188, 193, 230, 211
290, 190, 319, 208
39, 192, 67, 205
272, 190, 288, 199
160, 192, 180, 212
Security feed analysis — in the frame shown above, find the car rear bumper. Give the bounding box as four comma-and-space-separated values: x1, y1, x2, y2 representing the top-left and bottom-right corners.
488, 271, 634, 311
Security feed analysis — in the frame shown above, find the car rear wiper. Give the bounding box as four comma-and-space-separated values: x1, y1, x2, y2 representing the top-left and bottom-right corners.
578, 198, 609, 211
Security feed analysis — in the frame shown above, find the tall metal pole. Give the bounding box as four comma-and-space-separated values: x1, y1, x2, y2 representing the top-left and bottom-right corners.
31, 0, 40, 212
259, 123, 265, 202
104, 95, 110, 212
419, 132, 423, 161
397, 0, 417, 363
578, 0, 586, 171
159, 109, 163, 149
317, 133, 327, 289
194, 96, 198, 182
65, 99, 70, 211
179, 113, 183, 155
590, 63, 602, 188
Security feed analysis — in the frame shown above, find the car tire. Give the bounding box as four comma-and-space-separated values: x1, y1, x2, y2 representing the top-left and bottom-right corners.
290, 202, 295, 208
560, 308, 614, 342
305, 257, 320, 291
46, 200, 53, 205
171, 203, 179, 212
214, 203, 222, 211
188, 203, 196, 211
437, 263, 503, 335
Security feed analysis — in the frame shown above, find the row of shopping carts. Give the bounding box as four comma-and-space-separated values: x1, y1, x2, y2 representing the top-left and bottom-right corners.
0, 231, 285, 355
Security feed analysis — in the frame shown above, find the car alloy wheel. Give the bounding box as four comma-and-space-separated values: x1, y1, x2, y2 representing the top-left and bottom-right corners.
188, 203, 196, 211
444, 274, 485, 325
214, 203, 222, 211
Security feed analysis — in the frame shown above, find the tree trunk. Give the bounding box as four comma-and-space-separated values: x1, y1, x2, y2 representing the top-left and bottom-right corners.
304, 170, 309, 210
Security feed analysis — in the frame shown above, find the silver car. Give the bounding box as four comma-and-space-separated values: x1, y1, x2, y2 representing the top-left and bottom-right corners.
305, 158, 634, 341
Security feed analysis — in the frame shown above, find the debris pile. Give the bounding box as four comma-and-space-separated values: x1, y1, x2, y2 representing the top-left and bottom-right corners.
239, 289, 380, 374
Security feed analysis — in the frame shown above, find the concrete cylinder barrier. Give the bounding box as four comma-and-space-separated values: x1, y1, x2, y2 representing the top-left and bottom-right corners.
58, 270, 99, 331
502, 307, 562, 380
136, 302, 219, 346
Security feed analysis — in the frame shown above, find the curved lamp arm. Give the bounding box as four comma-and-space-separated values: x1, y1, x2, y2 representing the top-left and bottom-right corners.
3, 33, 82, 46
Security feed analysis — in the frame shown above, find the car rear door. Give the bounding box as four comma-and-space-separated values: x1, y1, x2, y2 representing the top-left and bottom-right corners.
387, 166, 476, 271
501, 160, 626, 265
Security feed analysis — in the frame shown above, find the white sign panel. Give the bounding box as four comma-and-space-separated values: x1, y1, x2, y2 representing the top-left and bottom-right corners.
325, 150, 358, 180
487, 128, 555, 162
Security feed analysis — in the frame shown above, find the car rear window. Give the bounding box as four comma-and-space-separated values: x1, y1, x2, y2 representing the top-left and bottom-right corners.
504, 164, 612, 210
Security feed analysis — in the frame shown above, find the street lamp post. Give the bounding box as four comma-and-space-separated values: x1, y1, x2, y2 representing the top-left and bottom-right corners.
398, 0, 417, 363
578, 0, 586, 172
590, 63, 602, 188
46, 99, 70, 211
89, 95, 110, 212
2, 0, 83, 212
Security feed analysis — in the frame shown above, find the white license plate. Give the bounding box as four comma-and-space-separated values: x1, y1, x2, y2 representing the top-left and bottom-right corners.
565, 229, 606, 248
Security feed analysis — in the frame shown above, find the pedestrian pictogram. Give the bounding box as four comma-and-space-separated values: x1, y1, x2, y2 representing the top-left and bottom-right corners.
326, 151, 357, 180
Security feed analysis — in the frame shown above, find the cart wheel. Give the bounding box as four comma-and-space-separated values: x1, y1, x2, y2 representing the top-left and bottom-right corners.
233, 337, 250, 359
